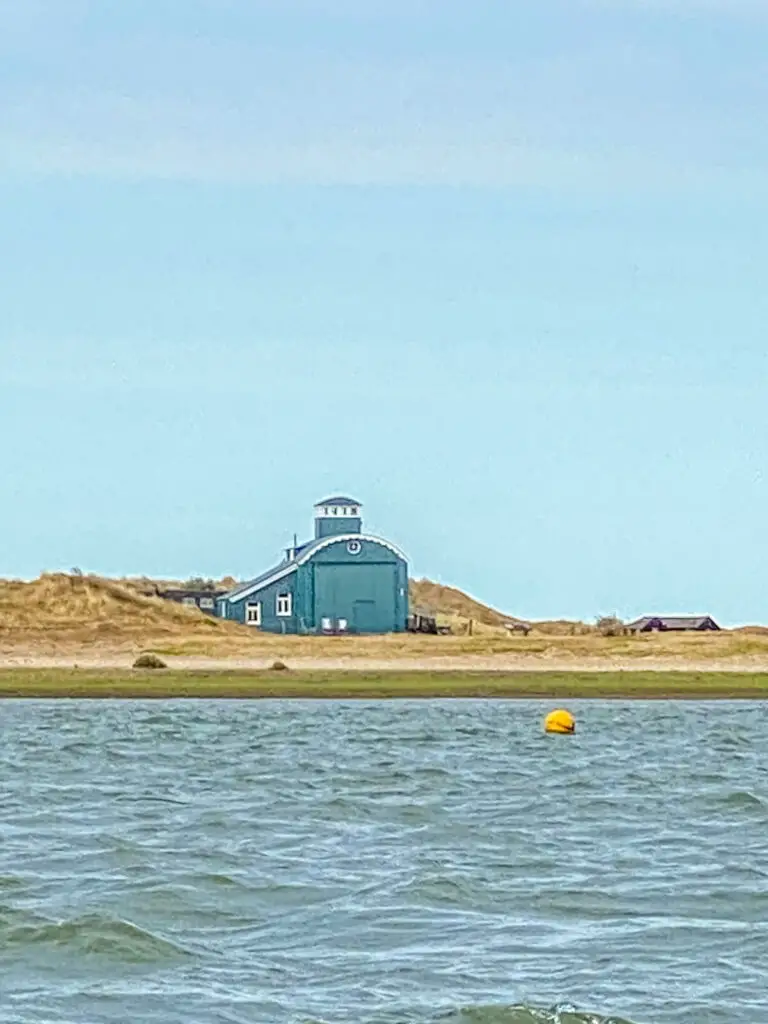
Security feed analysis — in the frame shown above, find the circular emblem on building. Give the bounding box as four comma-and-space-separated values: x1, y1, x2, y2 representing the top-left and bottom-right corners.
347, 540, 362, 555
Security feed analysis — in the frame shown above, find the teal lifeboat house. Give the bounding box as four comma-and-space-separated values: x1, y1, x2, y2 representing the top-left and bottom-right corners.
218, 497, 409, 634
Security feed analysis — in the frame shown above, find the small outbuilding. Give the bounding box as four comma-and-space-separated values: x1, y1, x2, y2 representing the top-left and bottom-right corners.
157, 588, 224, 615
626, 615, 721, 634
407, 611, 439, 634
218, 497, 408, 634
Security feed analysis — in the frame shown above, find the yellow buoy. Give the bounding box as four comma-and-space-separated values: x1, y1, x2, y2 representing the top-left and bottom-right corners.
544, 708, 575, 734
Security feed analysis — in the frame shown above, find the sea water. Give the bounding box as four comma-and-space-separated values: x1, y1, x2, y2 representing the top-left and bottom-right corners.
1, 698, 766, 1024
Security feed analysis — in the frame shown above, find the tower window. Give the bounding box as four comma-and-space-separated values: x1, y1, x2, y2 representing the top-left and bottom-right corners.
276, 593, 292, 617
347, 540, 362, 555
351, 507, 358, 515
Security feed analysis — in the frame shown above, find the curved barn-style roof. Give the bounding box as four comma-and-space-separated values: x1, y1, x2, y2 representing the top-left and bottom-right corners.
297, 533, 406, 565
221, 533, 407, 605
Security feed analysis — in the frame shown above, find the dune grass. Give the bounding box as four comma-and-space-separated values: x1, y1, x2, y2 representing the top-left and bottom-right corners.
144, 629, 768, 664
3, 573, 768, 669
1, 668, 768, 699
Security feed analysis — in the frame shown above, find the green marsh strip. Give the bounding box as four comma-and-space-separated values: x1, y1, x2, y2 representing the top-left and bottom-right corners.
1, 669, 768, 698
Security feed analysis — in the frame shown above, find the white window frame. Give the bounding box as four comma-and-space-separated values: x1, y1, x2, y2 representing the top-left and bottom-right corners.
182, 596, 198, 607
276, 593, 292, 617
199, 596, 214, 610
245, 601, 262, 626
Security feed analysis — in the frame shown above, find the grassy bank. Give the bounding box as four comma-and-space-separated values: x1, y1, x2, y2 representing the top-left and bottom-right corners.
1, 668, 768, 698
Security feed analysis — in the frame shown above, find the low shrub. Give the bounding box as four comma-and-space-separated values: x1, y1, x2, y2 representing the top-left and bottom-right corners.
133, 652, 167, 670
596, 616, 627, 637
271, 660, 289, 672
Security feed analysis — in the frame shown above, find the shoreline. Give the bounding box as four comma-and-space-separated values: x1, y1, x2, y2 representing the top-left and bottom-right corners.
1, 667, 768, 699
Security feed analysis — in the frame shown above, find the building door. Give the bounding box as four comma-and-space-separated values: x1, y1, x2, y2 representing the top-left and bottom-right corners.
352, 599, 378, 634
313, 562, 398, 633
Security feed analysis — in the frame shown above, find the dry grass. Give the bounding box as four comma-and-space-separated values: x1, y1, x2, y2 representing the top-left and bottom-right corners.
2, 573, 768, 672
409, 578, 521, 629
0, 573, 236, 652
408, 578, 594, 636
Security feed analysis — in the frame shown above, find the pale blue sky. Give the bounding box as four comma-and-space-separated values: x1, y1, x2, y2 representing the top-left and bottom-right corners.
2, 0, 767, 624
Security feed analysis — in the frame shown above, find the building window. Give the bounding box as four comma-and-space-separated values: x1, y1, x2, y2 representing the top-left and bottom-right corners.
347, 540, 362, 555
199, 597, 214, 610
332, 506, 338, 515
350, 507, 358, 515
182, 596, 198, 607
276, 593, 292, 617
245, 601, 262, 626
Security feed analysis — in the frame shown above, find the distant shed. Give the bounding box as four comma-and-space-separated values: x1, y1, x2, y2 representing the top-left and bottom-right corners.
627, 615, 720, 634
157, 588, 225, 615
407, 611, 438, 634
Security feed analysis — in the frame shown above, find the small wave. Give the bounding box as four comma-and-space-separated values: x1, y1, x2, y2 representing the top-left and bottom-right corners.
436, 1005, 637, 1024
717, 790, 767, 813
1, 911, 191, 963
198, 871, 248, 888
393, 873, 484, 908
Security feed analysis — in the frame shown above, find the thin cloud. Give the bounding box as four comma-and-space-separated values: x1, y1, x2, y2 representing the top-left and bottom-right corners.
1, 4, 767, 192
584, 0, 768, 12
1, 87, 763, 194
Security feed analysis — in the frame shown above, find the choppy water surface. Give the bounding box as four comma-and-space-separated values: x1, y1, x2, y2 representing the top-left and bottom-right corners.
1, 700, 767, 1024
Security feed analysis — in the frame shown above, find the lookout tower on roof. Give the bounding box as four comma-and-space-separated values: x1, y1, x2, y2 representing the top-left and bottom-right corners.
314, 496, 363, 539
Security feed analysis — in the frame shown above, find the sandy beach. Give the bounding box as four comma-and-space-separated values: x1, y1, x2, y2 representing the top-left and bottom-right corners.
4, 649, 768, 674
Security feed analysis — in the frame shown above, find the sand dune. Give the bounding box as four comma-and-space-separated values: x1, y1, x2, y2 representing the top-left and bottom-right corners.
1, 573, 767, 672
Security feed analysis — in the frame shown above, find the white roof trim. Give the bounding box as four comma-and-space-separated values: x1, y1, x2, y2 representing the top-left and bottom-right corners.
296, 533, 407, 565
225, 534, 407, 605
222, 562, 298, 605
